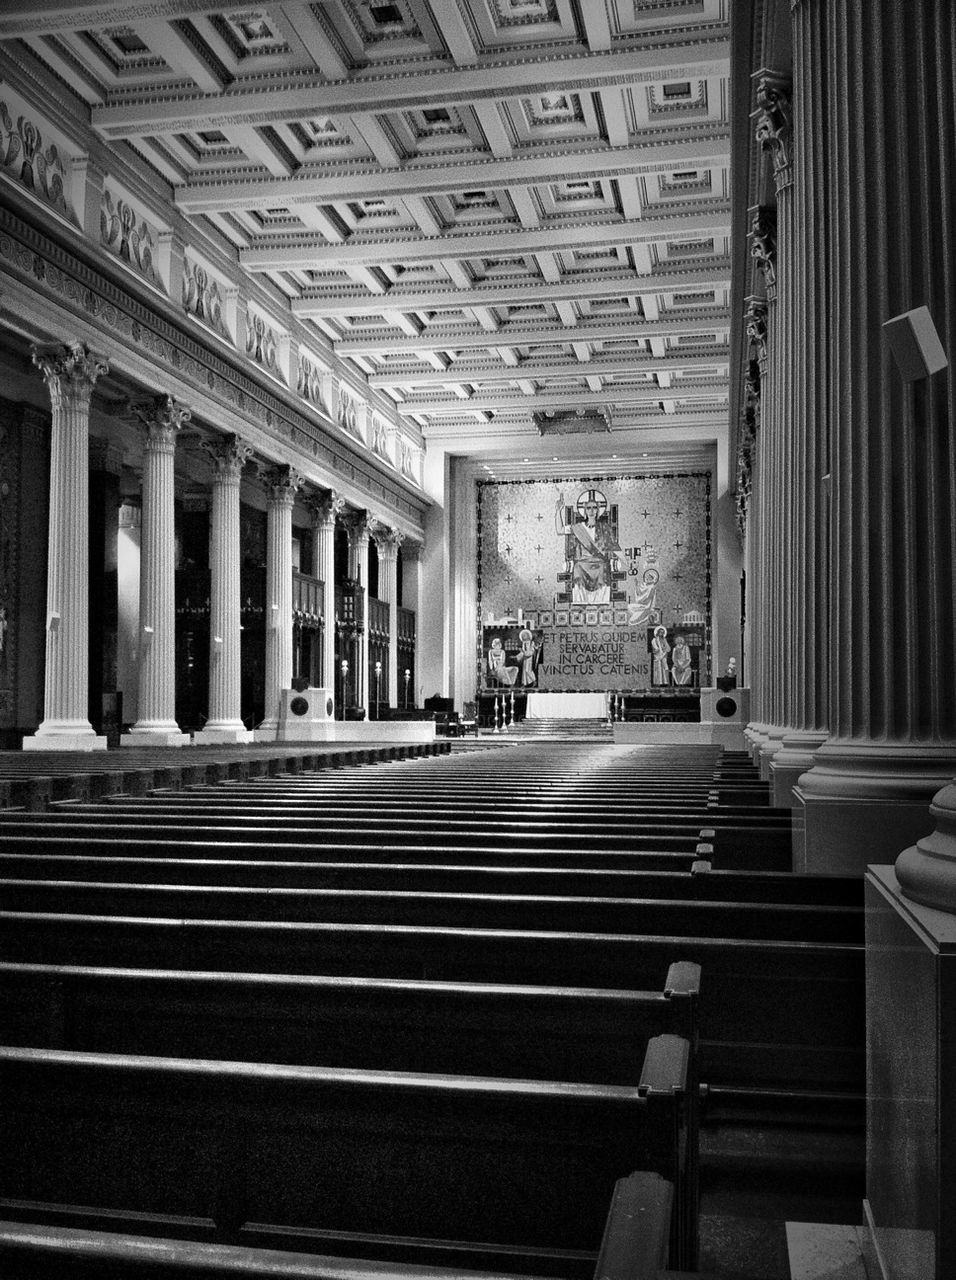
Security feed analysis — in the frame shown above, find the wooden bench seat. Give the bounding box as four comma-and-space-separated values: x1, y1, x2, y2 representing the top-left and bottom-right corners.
0, 1172, 674, 1280
0, 912, 863, 1097
0, 1041, 693, 1270
0, 851, 857, 906
0, 879, 863, 943
0, 959, 700, 1084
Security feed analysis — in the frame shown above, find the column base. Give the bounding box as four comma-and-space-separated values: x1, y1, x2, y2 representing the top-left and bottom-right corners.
793, 740, 956, 874
770, 731, 829, 809
757, 728, 787, 781
744, 722, 771, 765
894, 779, 956, 913
192, 726, 255, 746
121, 729, 191, 748
253, 723, 278, 743
22, 731, 108, 752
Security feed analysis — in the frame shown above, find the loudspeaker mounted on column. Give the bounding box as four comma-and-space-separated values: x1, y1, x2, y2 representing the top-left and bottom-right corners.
277, 687, 335, 741
882, 306, 948, 381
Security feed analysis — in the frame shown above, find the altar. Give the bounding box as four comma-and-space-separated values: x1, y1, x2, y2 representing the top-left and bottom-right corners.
525, 692, 607, 719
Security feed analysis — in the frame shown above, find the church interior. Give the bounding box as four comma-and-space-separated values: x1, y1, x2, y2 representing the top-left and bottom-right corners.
0, 1, 954, 1277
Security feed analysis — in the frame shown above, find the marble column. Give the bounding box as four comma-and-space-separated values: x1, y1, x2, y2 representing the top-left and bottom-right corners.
24, 342, 109, 751
256, 466, 301, 738
371, 522, 403, 714
793, 0, 956, 874
193, 434, 253, 745
345, 511, 370, 717
309, 490, 344, 703
742, 300, 770, 762
122, 395, 190, 747
769, 48, 831, 815
402, 539, 423, 709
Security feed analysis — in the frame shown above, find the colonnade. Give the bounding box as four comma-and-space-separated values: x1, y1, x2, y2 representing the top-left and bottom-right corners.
742, 0, 956, 878
22, 340, 417, 751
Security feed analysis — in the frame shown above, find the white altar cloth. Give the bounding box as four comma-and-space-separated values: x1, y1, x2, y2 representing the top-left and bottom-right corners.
525, 692, 606, 719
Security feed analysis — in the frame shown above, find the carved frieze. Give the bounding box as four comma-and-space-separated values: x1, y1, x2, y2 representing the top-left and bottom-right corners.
101, 190, 157, 286
0, 100, 70, 220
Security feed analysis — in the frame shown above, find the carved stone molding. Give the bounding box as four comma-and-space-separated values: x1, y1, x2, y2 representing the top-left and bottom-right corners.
204, 432, 253, 481
309, 490, 345, 528
753, 70, 793, 191
127, 393, 192, 450
744, 296, 769, 369
264, 464, 302, 507
750, 206, 777, 300
32, 341, 109, 410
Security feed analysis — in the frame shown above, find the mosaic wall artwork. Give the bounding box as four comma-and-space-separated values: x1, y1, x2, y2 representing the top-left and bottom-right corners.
477, 474, 711, 692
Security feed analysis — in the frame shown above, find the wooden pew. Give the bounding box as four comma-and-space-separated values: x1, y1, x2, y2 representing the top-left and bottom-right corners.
0, 851, 859, 905
0, 1040, 694, 1271
0, 1172, 675, 1280
0, 960, 700, 1083
0, 912, 863, 1101
0, 879, 863, 943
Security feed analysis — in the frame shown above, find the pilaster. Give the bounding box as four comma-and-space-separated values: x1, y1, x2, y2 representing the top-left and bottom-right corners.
23, 341, 109, 751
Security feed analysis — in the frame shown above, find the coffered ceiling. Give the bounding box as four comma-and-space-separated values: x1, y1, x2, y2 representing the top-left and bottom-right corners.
0, 0, 731, 473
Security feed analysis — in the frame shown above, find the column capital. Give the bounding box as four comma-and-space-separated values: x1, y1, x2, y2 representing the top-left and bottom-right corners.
308, 489, 345, 529
749, 206, 777, 301
343, 509, 371, 547
264, 464, 302, 507
744, 296, 769, 368
401, 538, 423, 564
205, 433, 253, 482
753, 69, 793, 191
32, 341, 109, 408
129, 394, 192, 450
370, 519, 404, 559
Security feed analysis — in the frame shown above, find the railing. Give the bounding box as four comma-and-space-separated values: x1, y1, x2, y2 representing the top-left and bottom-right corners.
292, 570, 324, 624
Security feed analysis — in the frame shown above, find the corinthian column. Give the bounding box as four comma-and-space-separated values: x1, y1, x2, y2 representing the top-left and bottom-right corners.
194, 435, 253, 745
767, 52, 831, 819
122, 395, 191, 747
256, 465, 300, 737
371, 521, 403, 714
793, 0, 956, 874
24, 342, 109, 751
344, 511, 370, 717
309, 490, 344, 703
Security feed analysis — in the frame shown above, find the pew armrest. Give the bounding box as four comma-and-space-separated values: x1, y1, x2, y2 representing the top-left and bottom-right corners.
663, 963, 701, 1002
593, 1172, 673, 1280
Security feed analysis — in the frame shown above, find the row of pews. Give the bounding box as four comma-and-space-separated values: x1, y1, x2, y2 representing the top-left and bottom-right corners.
0, 743, 865, 1278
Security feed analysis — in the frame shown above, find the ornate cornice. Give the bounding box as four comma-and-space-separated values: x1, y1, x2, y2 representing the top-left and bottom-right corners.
753, 70, 793, 192
0, 200, 425, 523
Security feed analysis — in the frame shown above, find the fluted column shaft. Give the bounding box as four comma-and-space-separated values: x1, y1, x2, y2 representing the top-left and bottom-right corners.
24, 342, 108, 751
259, 467, 300, 734
794, 0, 956, 873
310, 492, 343, 701
347, 515, 370, 715
402, 540, 423, 708
194, 436, 252, 743
771, 20, 832, 811
372, 525, 402, 712
122, 397, 190, 746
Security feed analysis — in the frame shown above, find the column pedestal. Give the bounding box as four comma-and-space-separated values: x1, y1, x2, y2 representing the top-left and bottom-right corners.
794, 744, 952, 875
864, 866, 955, 1280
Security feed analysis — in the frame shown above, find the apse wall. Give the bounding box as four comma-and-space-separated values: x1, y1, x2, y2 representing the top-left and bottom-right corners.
476, 472, 712, 694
